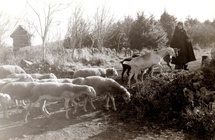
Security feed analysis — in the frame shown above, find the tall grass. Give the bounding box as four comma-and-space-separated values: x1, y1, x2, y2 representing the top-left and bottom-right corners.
0, 44, 122, 70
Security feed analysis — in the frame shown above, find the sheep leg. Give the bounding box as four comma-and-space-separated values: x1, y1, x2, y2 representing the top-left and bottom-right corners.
109, 94, 117, 111
64, 98, 70, 119
15, 99, 21, 113
83, 98, 88, 112
89, 97, 96, 110
24, 98, 42, 122
21, 100, 27, 108
71, 100, 78, 114
24, 102, 34, 122
42, 100, 50, 118
2, 104, 9, 119
104, 95, 110, 110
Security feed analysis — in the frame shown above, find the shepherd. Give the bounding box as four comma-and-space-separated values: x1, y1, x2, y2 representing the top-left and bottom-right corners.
170, 22, 196, 70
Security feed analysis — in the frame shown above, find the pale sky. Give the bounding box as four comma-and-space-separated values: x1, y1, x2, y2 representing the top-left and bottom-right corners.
0, 0, 214, 21
0, 0, 215, 45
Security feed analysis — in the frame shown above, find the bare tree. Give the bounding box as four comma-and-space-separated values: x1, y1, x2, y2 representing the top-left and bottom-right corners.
66, 4, 90, 49
25, 0, 72, 61
0, 11, 11, 46
91, 5, 114, 49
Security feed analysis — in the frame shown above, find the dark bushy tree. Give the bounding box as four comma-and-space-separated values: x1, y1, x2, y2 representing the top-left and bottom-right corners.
129, 12, 168, 50
104, 20, 130, 52
160, 11, 177, 45
185, 17, 215, 47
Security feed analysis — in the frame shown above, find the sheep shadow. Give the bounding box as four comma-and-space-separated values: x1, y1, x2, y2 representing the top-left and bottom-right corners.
0, 99, 111, 140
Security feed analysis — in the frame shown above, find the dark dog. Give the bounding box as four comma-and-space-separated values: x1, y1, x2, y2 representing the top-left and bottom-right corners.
120, 54, 140, 82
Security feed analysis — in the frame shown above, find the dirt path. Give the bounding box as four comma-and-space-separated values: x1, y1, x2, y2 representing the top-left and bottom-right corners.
0, 99, 203, 140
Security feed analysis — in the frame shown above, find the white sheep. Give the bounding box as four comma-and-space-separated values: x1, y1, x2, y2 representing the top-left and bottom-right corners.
30, 73, 57, 80
6, 73, 34, 80
36, 78, 58, 83
73, 67, 118, 78
0, 93, 12, 119
0, 76, 34, 90
0, 65, 26, 78
24, 82, 96, 122
56, 78, 74, 83
1, 82, 38, 113
72, 76, 131, 111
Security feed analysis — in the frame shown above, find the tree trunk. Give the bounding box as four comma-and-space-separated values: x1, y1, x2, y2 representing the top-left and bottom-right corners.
211, 45, 215, 60
42, 37, 46, 62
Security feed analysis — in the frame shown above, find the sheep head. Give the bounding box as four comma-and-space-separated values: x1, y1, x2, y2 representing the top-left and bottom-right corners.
120, 86, 131, 103
106, 68, 118, 78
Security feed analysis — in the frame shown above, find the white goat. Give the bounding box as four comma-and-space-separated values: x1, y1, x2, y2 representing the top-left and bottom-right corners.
0, 93, 12, 119
123, 47, 176, 86
73, 67, 118, 78
72, 76, 131, 111
1, 82, 38, 113
24, 82, 96, 122
0, 65, 26, 78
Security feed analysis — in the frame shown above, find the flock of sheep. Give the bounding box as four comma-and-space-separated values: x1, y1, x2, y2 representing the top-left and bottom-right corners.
0, 65, 131, 122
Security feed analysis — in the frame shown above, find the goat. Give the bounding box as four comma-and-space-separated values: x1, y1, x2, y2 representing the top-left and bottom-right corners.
71, 76, 131, 111
0, 93, 12, 119
0, 65, 26, 78
24, 82, 96, 122
123, 47, 176, 87
73, 67, 118, 78
1, 82, 38, 113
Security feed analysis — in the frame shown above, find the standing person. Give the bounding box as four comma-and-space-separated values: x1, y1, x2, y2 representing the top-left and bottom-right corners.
170, 22, 196, 70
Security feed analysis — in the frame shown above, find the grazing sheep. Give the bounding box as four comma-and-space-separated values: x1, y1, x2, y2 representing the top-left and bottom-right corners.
72, 76, 131, 111
24, 82, 96, 122
0, 65, 26, 78
0, 76, 34, 90
56, 78, 74, 83
73, 67, 118, 78
0, 93, 12, 119
36, 78, 58, 83
30, 73, 57, 80
1, 82, 38, 113
7, 73, 34, 80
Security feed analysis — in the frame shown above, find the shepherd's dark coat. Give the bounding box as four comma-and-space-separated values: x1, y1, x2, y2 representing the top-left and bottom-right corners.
170, 26, 196, 66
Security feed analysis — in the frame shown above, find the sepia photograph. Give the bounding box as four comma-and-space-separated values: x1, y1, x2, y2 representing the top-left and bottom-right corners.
0, 0, 215, 139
